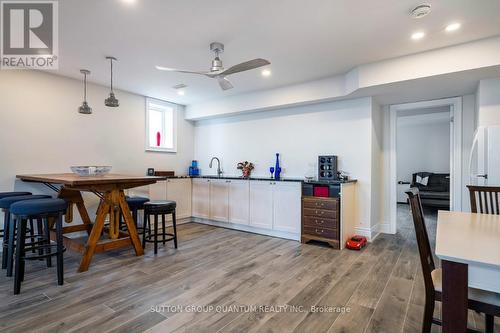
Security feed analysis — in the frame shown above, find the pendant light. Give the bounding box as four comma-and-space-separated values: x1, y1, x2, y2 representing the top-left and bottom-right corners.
78, 69, 92, 114
104, 56, 119, 107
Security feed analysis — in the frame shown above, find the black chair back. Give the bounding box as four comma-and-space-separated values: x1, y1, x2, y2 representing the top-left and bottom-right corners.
467, 185, 500, 214
406, 188, 436, 297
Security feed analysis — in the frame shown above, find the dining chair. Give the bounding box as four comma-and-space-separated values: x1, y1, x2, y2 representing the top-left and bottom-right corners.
467, 185, 500, 214
406, 188, 500, 333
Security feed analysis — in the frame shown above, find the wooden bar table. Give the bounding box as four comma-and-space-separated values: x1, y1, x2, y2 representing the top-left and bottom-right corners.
17, 173, 163, 272
435, 210, 500, 333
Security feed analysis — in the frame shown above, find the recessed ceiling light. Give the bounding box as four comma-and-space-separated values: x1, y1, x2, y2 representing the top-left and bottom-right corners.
121, 0, 136, 5
177, 90, 185, 96
411, 31, 425, 40
445, 22, 461, 32
261, 69, 271, 77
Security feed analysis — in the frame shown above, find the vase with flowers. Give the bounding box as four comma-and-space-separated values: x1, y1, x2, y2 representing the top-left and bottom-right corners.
237, 161, 255, 178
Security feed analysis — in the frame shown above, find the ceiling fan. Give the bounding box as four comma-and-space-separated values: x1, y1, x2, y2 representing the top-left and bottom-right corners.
156, 42, 271, 91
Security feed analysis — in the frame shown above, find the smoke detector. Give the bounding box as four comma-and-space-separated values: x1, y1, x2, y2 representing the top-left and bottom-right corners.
410, 4, 431, 19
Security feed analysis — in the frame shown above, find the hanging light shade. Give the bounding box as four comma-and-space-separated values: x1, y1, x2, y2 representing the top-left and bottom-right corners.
105, 56, 119, 107
78, 69, 92, 114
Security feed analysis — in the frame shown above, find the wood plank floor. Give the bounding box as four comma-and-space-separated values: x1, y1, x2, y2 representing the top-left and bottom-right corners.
0, 205, 498, 333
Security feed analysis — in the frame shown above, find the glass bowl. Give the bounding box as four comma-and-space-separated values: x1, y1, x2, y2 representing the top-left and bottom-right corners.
70, 166, 112, 176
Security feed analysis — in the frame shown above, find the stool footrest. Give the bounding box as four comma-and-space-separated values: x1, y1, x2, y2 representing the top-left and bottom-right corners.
23, 245, 66, 261
143, 233, 175, 243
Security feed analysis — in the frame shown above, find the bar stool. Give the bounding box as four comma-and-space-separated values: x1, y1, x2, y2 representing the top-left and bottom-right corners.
1, 194, 51, 275
0, 192, 31, 239
120, 196, 149, 231
10, 198, 67, 294
142, 200, 178, 254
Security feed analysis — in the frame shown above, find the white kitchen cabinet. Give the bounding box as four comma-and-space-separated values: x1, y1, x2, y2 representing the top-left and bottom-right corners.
209, 179, 229, 222
249, 181, 274, 229
273, 182, 301, 233
228, 180, 249, 225
192, 178, 210, 218
166, 178, 192, 219
149, 180, 167, 200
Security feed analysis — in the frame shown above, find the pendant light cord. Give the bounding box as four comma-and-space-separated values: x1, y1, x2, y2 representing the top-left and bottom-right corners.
110, 58, 114, 92
83, 73, 87, 102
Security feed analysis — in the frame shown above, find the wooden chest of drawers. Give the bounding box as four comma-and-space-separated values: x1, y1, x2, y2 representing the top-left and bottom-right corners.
301, 196, 340, 249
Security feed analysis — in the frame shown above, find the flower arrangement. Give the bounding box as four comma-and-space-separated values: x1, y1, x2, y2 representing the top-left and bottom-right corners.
237, 161, 255, 178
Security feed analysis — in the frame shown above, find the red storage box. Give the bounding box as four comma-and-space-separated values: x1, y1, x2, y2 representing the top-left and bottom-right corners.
314, 186, 329, 197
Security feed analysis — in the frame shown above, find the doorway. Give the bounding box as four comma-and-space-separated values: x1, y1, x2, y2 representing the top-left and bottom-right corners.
389, 97, 463, 234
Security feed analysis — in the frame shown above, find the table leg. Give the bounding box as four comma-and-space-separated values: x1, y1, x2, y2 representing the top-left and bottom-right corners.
442, 260, 468, 333
118, 191, 144, 256
78, 195, 110, 272
58, 188, 92, 235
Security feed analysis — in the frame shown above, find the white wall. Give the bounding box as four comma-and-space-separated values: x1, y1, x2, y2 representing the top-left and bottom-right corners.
0, 70, 194, 223
194, 97, 378, 233
477, 77, 500, 126
396, 115, 451, 183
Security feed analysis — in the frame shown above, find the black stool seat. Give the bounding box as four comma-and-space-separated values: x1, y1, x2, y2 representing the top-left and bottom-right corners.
126, 196, 149, 209
0, 192, 32, 199
144, 200, 176, 212
0, 195, 51, 209
10, 198, 67, 216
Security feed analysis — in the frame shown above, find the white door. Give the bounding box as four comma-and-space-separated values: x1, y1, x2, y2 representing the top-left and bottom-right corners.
249, 181, 273, 229
192, 178, 210, 218
228, 179, 249, 225
166, 178, 192, 219
210, 179, 229, 222
273, 182, 301, 234
149, 180, 167, 200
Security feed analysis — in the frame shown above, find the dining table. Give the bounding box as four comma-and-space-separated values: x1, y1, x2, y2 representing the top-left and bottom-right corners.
16, 173, 163, 272
435, 210, 500, 333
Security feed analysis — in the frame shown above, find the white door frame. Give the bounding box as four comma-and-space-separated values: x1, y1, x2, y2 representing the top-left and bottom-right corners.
389, 97, 462, 234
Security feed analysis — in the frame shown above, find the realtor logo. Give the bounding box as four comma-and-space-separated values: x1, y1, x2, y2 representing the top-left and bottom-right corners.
1, 1, 58, 69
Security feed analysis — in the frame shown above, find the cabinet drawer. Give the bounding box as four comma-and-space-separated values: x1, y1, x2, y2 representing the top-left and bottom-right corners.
303, 226, 337, 239
303, 208, 337, 219
302, 198, 338, 210
303, 216, 338, 229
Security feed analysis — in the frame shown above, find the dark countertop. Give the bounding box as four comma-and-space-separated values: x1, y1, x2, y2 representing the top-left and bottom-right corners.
157, 175, 357, 184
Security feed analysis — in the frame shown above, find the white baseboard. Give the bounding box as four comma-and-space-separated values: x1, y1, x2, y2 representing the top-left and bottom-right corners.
354, 224, 381, 242
191, 217, 300, 241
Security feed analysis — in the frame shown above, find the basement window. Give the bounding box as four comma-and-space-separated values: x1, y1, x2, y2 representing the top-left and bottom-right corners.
145, 98, 178, 153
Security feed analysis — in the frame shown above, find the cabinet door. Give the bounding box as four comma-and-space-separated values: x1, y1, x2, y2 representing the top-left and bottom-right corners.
249, 181, 273, 229
228, 180, 249, 225
149, 180, 167, 200
273, 182, 301, 234
192, 178, 210, 219
209, 179, 229, 222
166, 178, 192, 219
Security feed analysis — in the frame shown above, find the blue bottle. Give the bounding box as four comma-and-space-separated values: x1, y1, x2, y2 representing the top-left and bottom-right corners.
274, 153, 281, 180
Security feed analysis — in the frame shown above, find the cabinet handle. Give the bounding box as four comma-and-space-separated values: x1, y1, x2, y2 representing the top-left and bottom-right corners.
316, 220, 324, 225
315, 229, 324, 234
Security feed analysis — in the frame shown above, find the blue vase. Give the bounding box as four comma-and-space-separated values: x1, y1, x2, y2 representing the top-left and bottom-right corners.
274, 153, 281, 180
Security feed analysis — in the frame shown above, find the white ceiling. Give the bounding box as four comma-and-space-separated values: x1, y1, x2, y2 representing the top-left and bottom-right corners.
58, 0, 500, 104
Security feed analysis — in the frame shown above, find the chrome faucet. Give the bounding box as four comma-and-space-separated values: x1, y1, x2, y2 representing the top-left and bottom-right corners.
209, 157, 223, 177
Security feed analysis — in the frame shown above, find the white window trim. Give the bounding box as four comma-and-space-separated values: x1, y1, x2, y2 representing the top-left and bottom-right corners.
145, 98, 178, 153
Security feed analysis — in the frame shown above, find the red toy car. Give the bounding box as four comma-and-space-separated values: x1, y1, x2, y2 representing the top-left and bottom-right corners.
346, 235, 367, 250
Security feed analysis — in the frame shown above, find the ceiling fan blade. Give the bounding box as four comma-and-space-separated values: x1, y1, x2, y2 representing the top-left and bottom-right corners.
217, 77, 233, 90
155, 65, 209, 75
220, 58, 270, 76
